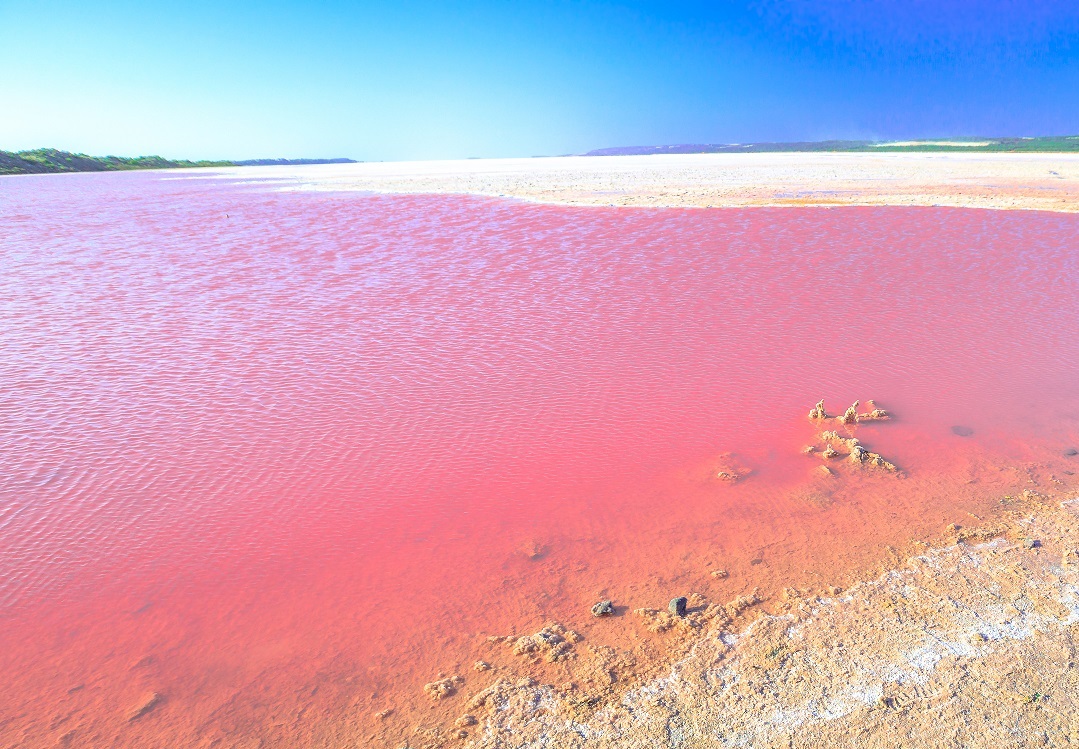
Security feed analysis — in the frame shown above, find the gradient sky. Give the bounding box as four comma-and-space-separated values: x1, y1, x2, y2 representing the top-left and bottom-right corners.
2, 0, 1078, 160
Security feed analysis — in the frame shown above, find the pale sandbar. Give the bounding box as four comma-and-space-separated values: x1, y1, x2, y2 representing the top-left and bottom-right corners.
209, 152, 1079, 212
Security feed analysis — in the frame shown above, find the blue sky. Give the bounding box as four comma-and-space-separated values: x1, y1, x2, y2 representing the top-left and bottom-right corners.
2, 1, 1078, 160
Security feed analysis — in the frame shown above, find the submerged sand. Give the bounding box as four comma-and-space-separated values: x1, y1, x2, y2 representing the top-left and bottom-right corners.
209, 152, 1079, 213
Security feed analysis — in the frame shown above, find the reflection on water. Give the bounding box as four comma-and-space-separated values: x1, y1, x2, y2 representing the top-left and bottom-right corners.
1, 170, 1077, 747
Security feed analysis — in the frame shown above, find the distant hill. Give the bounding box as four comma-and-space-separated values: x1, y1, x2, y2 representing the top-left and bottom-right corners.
586, 135, 1079, 157
0, 148, 357, 176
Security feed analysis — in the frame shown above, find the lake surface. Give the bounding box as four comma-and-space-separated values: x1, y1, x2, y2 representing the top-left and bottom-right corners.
1, 169, 1077, 747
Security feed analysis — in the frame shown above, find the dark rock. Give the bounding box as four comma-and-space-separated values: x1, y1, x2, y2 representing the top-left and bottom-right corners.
1065, 448, 1078, 457
591, 600, 614, 617
1023, 538, 1041, 550
669, 596, 688, 617
951, 425, 974, 437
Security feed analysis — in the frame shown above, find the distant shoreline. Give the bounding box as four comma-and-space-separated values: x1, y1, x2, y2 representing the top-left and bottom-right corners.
201, 151, 1079, 214
0, 148, 356, 176
585, 134, 1079, 156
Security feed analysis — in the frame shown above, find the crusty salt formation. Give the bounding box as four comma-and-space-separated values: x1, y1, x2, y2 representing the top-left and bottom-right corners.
507, 622, 581, 663
837, 401, 860, 425
423, 675, 463, 700
807, 400, 899, 474
807, 400, 829, 420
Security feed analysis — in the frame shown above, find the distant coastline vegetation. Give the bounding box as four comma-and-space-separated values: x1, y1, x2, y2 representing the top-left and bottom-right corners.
586, 135, 1079, 157
5, 136, 1078, 176
0, 148, 357, 176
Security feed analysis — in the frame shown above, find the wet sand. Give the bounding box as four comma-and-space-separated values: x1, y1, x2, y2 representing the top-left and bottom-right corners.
207, 151, 1079, 212
460, 488, 1079, 748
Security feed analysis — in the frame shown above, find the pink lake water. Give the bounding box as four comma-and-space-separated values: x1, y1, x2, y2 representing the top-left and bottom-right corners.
1, 170, 1078, 747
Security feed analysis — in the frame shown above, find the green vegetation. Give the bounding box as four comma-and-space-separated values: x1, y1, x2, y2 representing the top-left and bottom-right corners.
0, 148, 234, 175
586, 135, 1079, 157
0, 148, 356, 176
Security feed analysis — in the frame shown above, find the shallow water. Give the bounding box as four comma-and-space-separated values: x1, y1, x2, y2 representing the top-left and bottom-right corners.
1, 170, 1078, 747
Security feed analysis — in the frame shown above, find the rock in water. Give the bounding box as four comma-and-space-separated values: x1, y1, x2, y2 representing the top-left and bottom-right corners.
591, 599, 614, 617
837, 401, 860, 425
669, 596, 688, 617
951, 425, 974, 437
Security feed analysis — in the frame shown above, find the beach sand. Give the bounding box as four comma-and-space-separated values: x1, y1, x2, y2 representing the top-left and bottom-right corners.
209, 151, 1079, 213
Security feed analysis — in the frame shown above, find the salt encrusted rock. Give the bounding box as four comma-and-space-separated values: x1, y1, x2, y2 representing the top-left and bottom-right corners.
711, 569, 729, 578
820, 431, 861, 450
714, 453, 749, 482
508, 622, 580, 662
817, 464, 834, 477
455, 714, 478, 727
423, 675, 463, 700
849, 445, 867, 463
859, 408, 890, 420
808, 400, 829, 420
591, 600, 615, 617
473, 660, 491, 671
669, 596, 688, 617
837, 401, 860, 425
822, 445, 839, 460
867, 452, 898, 472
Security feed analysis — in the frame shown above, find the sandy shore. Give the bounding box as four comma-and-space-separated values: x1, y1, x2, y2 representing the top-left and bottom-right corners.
396, 490, 1079, 748
209, 152, 1079, 212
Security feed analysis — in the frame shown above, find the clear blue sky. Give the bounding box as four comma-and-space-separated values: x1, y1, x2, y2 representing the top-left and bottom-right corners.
2, 0, 1078, 161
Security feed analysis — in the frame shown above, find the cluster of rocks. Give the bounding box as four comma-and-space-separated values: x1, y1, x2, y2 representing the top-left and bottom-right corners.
804, 399, 899, 473
809, 399, 889, 423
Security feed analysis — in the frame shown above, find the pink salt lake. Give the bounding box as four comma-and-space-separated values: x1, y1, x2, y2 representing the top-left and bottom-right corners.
1, 170, 1077, 746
